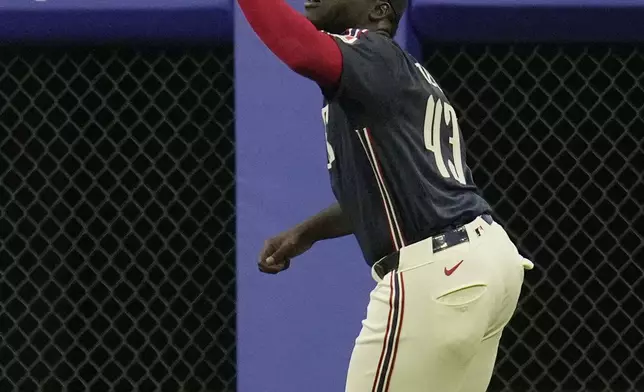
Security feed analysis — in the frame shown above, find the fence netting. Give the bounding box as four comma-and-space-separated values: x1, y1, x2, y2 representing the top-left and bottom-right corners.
1, 46, 235, 392
423, 44, 643, 392
1, 41, 643, 392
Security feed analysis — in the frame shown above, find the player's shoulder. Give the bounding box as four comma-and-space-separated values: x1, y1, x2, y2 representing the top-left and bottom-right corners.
323, 29, 402, 64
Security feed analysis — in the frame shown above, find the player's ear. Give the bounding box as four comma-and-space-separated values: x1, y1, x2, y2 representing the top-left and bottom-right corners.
369, 0, 392, 22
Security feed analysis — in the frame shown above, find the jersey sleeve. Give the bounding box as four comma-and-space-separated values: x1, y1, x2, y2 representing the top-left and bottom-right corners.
238, 0, 342, 87
326, 31, 402, 107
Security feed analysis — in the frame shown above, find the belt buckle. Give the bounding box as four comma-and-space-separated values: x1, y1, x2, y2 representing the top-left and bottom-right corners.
432, 226, 469, 254
432, 233, 450, 253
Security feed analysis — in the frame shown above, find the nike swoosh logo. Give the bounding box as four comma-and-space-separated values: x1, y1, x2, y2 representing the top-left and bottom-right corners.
444, 260, 464, 276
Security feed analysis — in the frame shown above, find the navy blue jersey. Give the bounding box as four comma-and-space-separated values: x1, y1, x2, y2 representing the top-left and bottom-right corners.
321, 29, 491, 265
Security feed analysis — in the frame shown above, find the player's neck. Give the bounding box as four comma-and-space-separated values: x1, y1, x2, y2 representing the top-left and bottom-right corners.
353, 22, 392, 37
375, 28, 392, 37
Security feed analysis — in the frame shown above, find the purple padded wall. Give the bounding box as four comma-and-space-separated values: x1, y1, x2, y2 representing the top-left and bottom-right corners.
235, 2, 373, 391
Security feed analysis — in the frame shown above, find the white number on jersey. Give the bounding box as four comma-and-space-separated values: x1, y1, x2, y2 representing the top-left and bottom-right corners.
415, 63, 466, 184
322, 105, 336, 169
423, 95, 467, 185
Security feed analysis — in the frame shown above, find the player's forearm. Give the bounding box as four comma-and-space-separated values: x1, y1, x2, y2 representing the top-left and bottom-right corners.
237, 0, 342, 86
295, 203, 353, 244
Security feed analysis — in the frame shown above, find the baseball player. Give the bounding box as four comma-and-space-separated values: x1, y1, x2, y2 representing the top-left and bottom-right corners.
238, 0, 534, 390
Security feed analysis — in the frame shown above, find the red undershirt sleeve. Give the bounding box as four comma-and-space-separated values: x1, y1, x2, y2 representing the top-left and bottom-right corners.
238, 0, 343, 88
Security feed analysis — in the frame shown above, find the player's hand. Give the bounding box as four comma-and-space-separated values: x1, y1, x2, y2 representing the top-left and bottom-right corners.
258, 228, 314, 274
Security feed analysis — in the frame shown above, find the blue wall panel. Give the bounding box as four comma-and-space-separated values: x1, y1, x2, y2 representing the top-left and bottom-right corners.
234, 2, 373, 391
0, 0, 232, 43
410, 0, 644, 42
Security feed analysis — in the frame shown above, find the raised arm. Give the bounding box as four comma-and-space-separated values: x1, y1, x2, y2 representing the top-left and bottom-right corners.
238, 0, 343, 87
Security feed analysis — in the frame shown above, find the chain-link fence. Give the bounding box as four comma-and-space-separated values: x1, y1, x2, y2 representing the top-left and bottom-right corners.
1, 41, 643, 392
424, 44, 644, 391
0, 46, 235, 392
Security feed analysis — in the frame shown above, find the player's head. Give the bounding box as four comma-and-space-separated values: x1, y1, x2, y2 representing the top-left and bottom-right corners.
304, 0, 407, 36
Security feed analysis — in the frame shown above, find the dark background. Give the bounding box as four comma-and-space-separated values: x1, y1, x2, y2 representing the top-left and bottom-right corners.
1, 43, 642, 391
1, 46, 235, 392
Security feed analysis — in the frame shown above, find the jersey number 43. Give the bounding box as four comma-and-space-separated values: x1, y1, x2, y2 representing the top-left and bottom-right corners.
423, 95, 467, 185
416, 63, 467, 185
